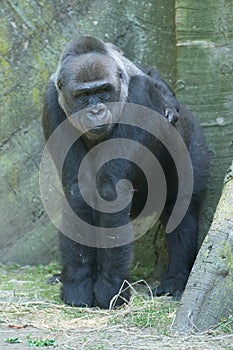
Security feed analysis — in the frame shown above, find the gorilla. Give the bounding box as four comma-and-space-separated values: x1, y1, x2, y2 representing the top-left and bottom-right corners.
42, 36, 209, 308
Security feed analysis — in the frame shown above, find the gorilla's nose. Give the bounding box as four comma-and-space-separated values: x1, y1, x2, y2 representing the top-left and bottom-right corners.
87, 104, 107, 121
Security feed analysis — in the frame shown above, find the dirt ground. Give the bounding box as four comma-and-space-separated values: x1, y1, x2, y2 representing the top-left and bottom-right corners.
0, 265, 232, 349
1, 323, 233, 349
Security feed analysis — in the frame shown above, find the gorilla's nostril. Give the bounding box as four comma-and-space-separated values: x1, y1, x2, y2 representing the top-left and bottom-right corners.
87, 104, 107, 120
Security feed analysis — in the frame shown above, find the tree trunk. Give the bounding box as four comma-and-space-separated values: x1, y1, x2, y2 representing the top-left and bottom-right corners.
175, 0, 233, 245
172, 162, 233, 333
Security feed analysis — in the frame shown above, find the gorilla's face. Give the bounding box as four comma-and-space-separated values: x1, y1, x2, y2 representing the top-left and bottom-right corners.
55, 53, 124, 139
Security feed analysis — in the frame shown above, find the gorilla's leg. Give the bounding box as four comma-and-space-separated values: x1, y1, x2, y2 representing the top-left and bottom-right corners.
94, 170, 134, 308
155, 201, 198, 299
60, 235, 96, 307
59, 182, 97, 307
95, 245, 133, 308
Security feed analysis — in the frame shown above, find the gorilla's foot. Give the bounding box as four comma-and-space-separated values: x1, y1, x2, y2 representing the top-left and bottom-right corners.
153, 273, 189, 300
94, 278, 130, 309
61, 278, 94, 307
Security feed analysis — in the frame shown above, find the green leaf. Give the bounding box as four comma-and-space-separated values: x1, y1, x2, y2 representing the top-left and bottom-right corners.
27, 337, 56, 347
5, 337, 22, 344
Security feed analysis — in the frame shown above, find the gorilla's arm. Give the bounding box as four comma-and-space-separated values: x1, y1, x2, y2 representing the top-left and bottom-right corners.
137, 65, 179, 124
127, 75, 165, 114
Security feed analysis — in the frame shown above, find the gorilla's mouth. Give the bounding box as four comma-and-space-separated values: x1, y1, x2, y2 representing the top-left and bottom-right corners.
90, 123, 112, 134
86, 123, 114, 139
92, 123, 109, 129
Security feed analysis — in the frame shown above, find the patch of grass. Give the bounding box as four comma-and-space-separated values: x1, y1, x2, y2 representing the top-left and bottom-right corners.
0, 263, 61, 304
1, 263, 232, 341
27, 336, 56, 347
5, 337, 22, 344
0, 264, 177, 336
109, 293, 177, 335
215, 314, 233, 334
2, 264, 62, 307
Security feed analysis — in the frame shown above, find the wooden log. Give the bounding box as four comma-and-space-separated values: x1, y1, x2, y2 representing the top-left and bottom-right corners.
172, 163, 233, 332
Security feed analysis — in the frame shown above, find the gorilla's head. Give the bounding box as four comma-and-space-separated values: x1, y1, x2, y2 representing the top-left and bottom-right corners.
54, 36, 135, 139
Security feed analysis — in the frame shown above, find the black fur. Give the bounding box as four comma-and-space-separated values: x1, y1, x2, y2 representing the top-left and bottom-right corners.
42, 36, 209, 308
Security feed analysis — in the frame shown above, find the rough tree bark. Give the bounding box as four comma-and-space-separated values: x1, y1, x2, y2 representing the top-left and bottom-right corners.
172, 162, 233, 333
175, 0, 233, 245
172, 0, 233, 332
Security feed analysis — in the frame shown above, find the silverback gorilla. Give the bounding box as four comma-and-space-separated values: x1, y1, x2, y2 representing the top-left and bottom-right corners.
42, 36, 209, 308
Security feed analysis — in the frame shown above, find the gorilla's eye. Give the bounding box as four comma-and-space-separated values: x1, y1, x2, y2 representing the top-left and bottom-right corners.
57, 79, 63, 90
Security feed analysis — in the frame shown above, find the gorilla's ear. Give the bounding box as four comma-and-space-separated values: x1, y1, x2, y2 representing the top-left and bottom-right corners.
61, 36, 107, 61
